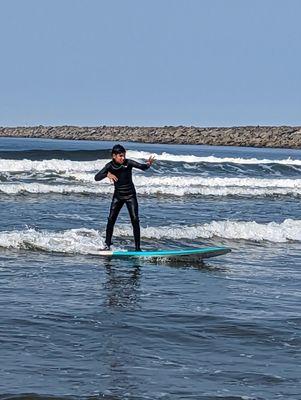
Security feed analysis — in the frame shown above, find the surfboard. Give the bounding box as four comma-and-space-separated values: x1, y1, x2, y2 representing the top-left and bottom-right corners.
98, 246, 230, 260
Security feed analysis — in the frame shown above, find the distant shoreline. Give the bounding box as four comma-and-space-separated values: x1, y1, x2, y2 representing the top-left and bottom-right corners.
1, 125, 301, 149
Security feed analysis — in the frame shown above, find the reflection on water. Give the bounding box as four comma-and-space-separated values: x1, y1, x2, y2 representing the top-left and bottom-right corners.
103, 262, 141, 309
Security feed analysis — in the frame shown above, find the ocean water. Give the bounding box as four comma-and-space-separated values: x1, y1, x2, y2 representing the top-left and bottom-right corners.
0, 137, 300, 400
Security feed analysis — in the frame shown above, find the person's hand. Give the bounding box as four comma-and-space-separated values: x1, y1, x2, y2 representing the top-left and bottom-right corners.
147, 155, 156, 166
107, 172, 118, 183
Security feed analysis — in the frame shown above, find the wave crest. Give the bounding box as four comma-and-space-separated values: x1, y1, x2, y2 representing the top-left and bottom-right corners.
0, 177, 300, 198
115, 219, 301, 243
0, 219, 299, 256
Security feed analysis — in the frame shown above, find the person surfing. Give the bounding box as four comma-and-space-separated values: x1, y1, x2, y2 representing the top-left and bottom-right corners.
95, 144, 155, 251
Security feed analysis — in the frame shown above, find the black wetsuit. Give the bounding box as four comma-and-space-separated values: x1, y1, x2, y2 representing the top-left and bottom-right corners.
94, 159, 150, 250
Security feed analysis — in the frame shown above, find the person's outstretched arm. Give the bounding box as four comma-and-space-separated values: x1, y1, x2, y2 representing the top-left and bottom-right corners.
94, 163, 110, 181
128, 156, 155, 171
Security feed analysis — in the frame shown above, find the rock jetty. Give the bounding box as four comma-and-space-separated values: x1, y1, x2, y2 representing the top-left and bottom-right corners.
1, 125, 301, 149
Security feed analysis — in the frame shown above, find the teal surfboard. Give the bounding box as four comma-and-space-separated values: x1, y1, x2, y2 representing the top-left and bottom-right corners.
98, 246, 230, 260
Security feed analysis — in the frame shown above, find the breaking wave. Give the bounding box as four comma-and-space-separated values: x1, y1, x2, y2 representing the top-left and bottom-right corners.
115, 219, 301, 243
0, 158, 105, 173
0, 219, 299, 256
0, 151, 301, 176
0, 176, 300, 197
128, 150, 301, 166
0, 228, 106, 254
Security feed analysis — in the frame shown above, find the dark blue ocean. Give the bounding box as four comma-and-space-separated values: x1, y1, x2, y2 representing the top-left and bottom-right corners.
0, 137, 300, 400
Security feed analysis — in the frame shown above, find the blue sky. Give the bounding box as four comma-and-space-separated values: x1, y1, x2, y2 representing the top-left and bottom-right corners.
0, 0, 300, 126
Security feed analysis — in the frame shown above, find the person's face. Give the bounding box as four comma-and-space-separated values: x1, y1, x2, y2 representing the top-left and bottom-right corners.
113, 152, 126, 164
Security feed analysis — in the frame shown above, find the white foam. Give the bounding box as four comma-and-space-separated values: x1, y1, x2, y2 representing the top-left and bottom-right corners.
0, 178, 300, 197
0, 220, 299, 256
0, 228, 106, 254
69, 174, 301, 189
115, 219, 301, 243
0, 182, 113, 195
127, 150, 301, 166
0, 151, 301, 175
134, 176, 301, 189
0, 155, 152, 174
0, 159, 108, 173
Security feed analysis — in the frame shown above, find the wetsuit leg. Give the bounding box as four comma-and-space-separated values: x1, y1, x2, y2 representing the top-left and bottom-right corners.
125, 196, 141, 251
105, 196, 124, 247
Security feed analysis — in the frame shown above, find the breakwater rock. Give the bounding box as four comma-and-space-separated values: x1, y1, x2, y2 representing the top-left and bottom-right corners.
1, 125, 301, 149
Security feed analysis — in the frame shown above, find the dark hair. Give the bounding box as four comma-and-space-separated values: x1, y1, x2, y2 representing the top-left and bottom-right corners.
111, 144, 126, 155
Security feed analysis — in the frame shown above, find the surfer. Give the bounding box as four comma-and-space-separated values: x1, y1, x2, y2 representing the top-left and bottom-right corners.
95, 144, 155, 251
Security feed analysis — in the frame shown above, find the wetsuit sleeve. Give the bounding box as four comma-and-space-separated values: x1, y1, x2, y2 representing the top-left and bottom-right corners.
128, 159, 150, 171
94, 163, 110, 181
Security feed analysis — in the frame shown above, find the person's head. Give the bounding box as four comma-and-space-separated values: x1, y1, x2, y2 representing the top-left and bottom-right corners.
111, 144, 126, 164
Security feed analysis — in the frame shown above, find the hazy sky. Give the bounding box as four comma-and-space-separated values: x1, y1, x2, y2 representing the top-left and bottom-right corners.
0, 0, 300, 126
